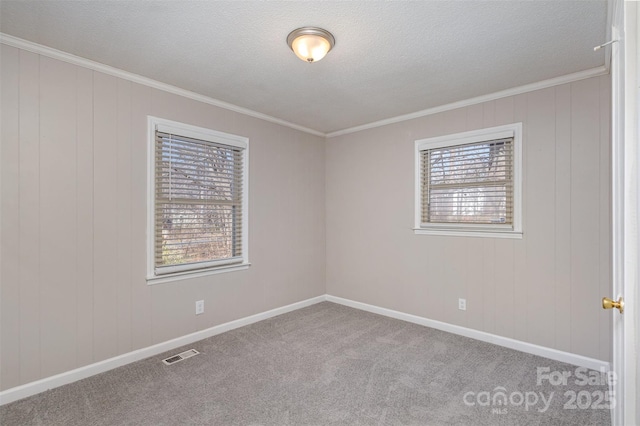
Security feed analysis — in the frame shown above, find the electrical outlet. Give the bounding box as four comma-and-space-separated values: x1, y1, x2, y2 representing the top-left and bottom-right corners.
195, 300, 204, 315
458, 298, 466, 311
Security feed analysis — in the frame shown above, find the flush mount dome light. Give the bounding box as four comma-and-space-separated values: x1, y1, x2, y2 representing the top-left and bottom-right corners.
287, 27, 335, 63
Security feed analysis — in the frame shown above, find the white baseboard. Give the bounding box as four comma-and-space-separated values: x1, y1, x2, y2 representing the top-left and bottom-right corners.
1, 293, 610, 406
325, 295, 611, 372
0, 295, 325, 406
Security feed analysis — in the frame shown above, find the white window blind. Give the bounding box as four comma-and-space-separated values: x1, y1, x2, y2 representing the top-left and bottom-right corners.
420, 137, 514, 226
154, 130, 244, 275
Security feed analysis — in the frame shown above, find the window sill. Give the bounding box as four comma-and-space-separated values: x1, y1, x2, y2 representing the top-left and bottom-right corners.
413, 228, 523, 239
146, 262, 251, 285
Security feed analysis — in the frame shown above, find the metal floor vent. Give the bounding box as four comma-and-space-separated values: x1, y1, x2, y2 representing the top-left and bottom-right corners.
162, 349, 199, 366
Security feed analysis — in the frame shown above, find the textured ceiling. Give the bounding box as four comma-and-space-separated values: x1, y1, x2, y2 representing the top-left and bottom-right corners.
0, 1, 607, 134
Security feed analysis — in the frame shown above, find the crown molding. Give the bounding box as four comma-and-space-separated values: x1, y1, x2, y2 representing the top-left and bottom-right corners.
1, 33, 609, 141
326, 65, 609, 138
0, 33, 325, 138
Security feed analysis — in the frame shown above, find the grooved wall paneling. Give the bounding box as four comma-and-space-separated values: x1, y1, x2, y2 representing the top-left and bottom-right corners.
0, 45, 326, 391
326, 75, 612, 362
0, 42, 612, 393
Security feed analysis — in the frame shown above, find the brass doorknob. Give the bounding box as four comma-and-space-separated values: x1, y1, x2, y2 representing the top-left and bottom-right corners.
602, 296, 624, 313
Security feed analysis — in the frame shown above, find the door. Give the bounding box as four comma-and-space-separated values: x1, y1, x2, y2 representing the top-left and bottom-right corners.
608, 1, 638, 425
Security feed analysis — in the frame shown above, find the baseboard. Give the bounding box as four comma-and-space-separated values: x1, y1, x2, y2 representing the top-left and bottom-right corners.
326, 295, 611, 372
1, 293, 610, 406
0, 295, 326, 406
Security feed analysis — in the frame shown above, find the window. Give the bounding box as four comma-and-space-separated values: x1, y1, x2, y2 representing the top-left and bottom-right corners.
147, 117, 249, 283
414, 123, 522, 238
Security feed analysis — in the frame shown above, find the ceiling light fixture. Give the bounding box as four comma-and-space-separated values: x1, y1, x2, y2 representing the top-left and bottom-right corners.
287, 27, 335, 63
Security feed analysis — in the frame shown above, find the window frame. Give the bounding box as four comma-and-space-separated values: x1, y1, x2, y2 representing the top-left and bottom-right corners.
414, 123, 523, 239
147, 116, 249, 284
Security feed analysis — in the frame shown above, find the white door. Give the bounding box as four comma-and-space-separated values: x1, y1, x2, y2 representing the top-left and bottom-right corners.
608, 1, 638, 425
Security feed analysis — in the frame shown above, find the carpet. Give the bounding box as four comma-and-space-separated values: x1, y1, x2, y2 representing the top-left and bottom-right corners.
0, 302, 611, 425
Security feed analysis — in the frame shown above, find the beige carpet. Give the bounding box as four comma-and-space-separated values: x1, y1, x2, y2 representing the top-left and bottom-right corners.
0, 302, 611, 425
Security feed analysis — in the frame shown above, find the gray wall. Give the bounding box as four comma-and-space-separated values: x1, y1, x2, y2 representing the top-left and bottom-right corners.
0, 42, 613, 392
0, 45, 326, 391
326, 75, 612, 362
